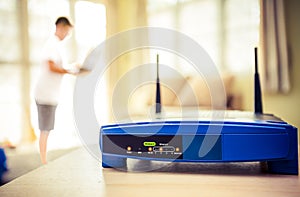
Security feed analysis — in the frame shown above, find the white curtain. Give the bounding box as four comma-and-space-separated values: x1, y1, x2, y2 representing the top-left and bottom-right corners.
260, 0, 290, 93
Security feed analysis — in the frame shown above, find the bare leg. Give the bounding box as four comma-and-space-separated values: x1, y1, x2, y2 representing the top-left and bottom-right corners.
39, 131, 50, 164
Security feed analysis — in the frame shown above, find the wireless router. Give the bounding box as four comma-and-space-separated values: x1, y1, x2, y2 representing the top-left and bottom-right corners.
99, 48, 298, 175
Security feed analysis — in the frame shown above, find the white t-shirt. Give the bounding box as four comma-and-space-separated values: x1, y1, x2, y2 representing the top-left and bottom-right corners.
34, 35, 66, 105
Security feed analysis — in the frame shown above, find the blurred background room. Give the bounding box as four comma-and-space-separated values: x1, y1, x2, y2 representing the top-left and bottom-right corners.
0, 0, 299, 184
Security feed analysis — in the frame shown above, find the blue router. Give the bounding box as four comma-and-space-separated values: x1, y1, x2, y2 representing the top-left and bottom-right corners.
99, 48, 298, 175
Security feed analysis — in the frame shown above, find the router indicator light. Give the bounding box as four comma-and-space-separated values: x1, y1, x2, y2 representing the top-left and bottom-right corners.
143, 142, 156, 147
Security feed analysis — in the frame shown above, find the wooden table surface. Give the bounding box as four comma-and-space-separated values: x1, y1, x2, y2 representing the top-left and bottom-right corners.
0, 147, 299, 197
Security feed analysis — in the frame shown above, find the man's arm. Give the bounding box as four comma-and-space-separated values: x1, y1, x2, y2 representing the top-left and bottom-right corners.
48, 60, 69, 74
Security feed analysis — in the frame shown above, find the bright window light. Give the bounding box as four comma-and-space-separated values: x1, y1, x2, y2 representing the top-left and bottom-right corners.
75, 1, 106, 63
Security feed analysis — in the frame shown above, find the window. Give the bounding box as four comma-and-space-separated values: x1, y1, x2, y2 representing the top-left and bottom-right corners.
147, 0, 259, 74
0, 0, 22, 143
0, 0, 21, 63
75, 1, 106, 63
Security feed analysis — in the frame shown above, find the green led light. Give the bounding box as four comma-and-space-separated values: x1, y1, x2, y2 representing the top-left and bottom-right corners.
143, 142, 156, 147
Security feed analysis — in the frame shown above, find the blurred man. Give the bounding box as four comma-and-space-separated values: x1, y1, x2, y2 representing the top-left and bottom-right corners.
34, 17, 76, 164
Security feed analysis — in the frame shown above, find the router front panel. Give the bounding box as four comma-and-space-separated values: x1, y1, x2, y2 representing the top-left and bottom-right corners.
100, 119, 298, 174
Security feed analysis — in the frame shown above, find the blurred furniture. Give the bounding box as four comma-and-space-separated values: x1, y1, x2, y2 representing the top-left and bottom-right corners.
129, 74, 242, 116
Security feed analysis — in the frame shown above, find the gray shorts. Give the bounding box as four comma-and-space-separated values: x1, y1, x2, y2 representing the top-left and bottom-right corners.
36, 103, 57, 131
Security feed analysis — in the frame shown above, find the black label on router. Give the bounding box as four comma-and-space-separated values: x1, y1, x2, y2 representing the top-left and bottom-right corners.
102, 135, 183, 159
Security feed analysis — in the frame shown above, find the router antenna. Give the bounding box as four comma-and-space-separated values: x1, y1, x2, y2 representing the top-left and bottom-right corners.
254, 47, 263, 114
155, 54, 161, 114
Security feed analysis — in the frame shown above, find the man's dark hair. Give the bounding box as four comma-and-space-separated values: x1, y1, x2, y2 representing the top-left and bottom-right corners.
55, 17, 73, 27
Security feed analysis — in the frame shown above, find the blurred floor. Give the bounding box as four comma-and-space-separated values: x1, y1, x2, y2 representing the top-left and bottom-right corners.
0, 142, 80, 186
